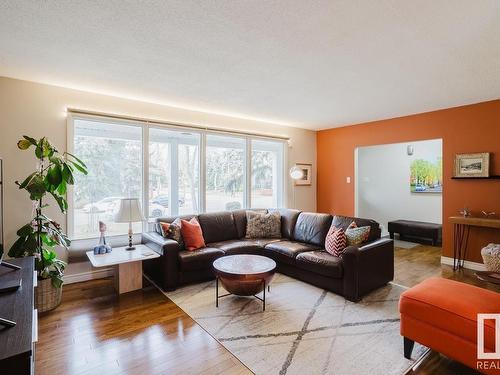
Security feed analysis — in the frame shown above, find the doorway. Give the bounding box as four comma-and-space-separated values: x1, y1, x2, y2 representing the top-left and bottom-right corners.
355, 139, 443, 287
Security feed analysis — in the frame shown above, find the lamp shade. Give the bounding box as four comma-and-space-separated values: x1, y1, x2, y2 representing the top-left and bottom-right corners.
289, 165, 304, 180
114, 198, 145, 223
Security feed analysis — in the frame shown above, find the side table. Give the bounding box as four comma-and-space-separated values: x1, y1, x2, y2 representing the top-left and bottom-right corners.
87, 244, 159, 294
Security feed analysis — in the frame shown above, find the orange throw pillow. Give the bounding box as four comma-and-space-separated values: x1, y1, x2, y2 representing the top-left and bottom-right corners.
180, 218, 206, 251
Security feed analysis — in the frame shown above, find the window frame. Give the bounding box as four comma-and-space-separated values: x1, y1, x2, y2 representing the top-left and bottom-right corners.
205, 133, 247, 212
67, 112, 287, 242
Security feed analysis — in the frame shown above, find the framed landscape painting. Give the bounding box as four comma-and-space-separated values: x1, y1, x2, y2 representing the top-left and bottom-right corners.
410, 157, 442, 193
454, 152, 490, 178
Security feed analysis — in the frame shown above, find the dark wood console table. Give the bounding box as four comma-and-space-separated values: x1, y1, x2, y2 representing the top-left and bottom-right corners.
0, 257, 36, 374
449, 216, 500, 270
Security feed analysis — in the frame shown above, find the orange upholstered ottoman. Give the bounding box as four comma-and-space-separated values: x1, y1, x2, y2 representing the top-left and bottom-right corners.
399, 277, 500, 374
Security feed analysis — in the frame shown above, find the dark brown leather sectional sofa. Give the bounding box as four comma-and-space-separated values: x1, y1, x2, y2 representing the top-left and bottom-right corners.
142, 208, 394, 302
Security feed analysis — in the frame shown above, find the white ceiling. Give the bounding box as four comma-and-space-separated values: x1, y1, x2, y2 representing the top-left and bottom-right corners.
0, 1, 499, 130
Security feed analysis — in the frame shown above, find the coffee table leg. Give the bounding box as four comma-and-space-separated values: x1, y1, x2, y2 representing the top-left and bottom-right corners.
268, 284, 270, 293
262, 280, 266, 311
216, 277, 219, 308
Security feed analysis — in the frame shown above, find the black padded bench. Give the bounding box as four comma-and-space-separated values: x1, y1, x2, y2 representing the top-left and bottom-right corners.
388, 220, 442, 246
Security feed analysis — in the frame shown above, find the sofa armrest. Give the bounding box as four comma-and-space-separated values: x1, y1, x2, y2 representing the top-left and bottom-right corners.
142, 232, 179, 255
142, 232, 180, 290
341, 238, 394, 302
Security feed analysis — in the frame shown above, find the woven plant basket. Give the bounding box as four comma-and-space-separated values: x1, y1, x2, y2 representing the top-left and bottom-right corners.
481, 243, 500, 273
35, 278, 62, 313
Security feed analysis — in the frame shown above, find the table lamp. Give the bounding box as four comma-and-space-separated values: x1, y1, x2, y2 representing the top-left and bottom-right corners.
114, 198, 145, 250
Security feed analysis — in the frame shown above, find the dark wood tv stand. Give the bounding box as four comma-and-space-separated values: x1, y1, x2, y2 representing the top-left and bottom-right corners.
0, 257, 36, 374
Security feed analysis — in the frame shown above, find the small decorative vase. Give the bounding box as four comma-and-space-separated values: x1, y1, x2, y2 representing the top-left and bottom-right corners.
93, 232, 112, 254
94, 221, 112, 254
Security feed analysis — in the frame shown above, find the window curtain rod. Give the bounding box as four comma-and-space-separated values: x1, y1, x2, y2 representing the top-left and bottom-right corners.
67, 108, 290, 141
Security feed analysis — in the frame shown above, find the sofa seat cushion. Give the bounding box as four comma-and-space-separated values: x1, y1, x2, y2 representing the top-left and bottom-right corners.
400, 277, 500, 350
295, 251, 343, 278
178, 247, 224, 271
207, 239, 263, 255
254, 238, 282, 247
264, 240, 321, 265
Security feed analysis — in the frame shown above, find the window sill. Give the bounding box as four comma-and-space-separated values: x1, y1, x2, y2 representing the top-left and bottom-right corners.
68, 233, 143, 252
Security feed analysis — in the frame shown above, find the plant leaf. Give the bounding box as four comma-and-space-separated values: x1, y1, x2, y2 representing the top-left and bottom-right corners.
35, 144, 43, 158
23, 135, 38, 145
17, 139, 32, 150
26, 175, 46, 200
50, 192, 68, 213
68, 160, 88, 175
16, 172, 37, 189
46, 166, 62, 186
61, 163, 74, 185
42, 138, 53, 157
65, 152, 87, 168
17, 223, 34, 237
56, 179, 67, 195
51, 276, 63, 288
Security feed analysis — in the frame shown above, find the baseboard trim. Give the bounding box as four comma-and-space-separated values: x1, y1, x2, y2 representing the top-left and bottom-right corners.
440, 256, 486, 271
63, 268, 114, 284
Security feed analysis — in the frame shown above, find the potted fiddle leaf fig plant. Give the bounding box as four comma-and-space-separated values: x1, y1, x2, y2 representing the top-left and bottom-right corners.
9, 136, 87, 312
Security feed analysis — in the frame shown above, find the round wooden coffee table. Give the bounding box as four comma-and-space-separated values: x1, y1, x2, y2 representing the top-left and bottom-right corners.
213, 254, 276, 311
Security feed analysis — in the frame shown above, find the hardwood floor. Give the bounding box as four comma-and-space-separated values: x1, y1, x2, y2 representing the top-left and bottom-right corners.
36, 246, 498, 375
36, 279, 251, 375
394, 244, 500, 292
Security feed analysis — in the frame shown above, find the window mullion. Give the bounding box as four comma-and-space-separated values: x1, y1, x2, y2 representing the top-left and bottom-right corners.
200, 133, 207, 213
246, 138, 252, 209
142, 125, 149, 231
170, 139, 179, 216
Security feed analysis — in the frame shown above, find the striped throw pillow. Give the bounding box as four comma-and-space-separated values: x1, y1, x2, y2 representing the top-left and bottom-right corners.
325, 225, 346, 257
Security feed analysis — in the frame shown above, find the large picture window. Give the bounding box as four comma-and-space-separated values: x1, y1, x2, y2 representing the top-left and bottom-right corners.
206, 135, 246, 212
149, 128, 200, 219
72, 119, 143, 239
69, 115, 286, 240
251, 140, 284, 208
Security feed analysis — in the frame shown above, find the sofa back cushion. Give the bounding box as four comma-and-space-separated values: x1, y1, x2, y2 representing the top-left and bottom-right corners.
268, 208, 301, 239
232, 209, 268, 238
197, 211, 239, 243
293, 212, 333, 247
331, 215, 381, 242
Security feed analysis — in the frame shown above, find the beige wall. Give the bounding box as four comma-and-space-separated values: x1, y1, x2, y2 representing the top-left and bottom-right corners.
0, 77, 317, 259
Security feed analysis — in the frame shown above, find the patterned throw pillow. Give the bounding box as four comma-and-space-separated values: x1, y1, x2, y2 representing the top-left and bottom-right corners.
345, 224, 371, 246
325, 225, 346, 257
348, 221, 358, 229
245, 211, 281, 239
159, 218, 184, 247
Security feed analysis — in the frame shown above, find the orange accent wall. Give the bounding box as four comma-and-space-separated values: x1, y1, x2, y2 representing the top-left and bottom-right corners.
317, 100, 500, 263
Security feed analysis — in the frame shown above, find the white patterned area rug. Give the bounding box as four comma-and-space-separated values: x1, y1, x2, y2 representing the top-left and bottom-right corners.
164, 274, 427, 375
